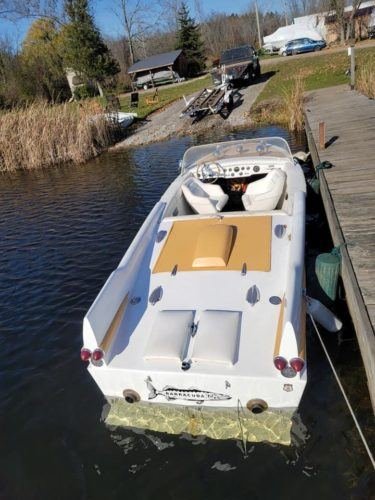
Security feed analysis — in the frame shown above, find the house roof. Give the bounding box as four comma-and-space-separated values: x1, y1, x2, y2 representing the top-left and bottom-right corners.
128, 50, 183, 74
326, 5, 374, 23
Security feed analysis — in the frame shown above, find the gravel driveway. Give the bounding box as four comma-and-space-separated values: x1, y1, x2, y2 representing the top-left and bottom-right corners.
114, 74, 272, 149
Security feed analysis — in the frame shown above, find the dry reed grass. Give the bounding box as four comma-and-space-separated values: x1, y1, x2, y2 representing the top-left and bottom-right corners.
251, 73, 305, 131
0, 101, 114, 172
282, 73, 305, 131
356, 60, 375, 99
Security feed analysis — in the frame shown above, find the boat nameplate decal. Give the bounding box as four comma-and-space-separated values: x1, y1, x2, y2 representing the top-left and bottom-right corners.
145, 377, 231, 404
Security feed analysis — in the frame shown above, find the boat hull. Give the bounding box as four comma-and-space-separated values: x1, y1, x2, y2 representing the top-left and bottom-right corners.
88, 364, 306, 410
82, 137, 308, 425
104, 398, 297, 445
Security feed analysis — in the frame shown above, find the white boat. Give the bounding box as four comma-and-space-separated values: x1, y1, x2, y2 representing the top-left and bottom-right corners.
90, 111, 137, 128
81, 137, 307, 416
105, 111, 137, 128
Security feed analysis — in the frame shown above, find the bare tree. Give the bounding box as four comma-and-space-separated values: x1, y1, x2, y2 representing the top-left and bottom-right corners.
0, 0, 61, 23
157, 0, 182, 32
328, 0, 363, 42
346, 0, 363, 40
287, 0, 329, 20
112, 0, 155, 65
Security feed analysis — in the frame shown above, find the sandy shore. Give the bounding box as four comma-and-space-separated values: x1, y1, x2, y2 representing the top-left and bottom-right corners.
113, 75, 272, 150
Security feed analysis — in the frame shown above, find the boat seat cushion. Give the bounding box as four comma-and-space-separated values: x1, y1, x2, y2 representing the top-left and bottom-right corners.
242, 169, 286, 211
181, 177, 228, 215
144, 310, 194, 361
192, 310, 241, 366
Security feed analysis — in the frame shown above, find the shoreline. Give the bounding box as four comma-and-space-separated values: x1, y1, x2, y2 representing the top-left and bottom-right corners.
112, 76, 271, 150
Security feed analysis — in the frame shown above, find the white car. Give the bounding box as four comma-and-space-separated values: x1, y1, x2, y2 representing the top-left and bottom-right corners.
278, 44, 288, 56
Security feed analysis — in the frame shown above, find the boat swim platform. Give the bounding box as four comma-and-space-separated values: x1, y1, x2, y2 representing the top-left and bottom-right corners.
304, 84, 375, 412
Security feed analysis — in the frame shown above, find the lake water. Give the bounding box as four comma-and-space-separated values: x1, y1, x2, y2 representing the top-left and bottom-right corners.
0, 126, 373, 499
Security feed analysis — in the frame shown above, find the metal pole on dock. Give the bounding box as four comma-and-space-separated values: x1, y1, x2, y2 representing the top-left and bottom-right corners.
349, 44, 355, 90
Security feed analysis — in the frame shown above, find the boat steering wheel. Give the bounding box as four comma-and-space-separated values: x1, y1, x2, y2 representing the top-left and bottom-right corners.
196, 162, 225, 183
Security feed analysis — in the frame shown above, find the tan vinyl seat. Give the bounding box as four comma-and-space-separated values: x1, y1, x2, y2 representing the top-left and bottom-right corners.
181, 177, 228, 215
242, 169, 286, 211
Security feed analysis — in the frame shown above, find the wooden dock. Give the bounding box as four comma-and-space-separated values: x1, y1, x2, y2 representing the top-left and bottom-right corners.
304, 85, 375, 411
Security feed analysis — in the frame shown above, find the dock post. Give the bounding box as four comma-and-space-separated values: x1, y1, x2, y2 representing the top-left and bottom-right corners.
319, 121, 326, 150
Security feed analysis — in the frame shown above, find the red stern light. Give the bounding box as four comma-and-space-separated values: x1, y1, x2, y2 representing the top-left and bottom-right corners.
273, 356, 287, 371
80, 348, 91, 362
290, 357, 305, 372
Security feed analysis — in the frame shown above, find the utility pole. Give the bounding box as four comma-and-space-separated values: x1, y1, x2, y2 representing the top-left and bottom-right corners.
254, 0, 262, 48
284, 0, 288, 26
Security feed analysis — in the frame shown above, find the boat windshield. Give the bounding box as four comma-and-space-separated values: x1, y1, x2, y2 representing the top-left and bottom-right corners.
181, 137, 293, 172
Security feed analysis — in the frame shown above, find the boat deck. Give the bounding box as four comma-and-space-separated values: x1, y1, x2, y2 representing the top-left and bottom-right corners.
108, 213, 291, 378
153, 215, 272, 273
304, 84, 375, 410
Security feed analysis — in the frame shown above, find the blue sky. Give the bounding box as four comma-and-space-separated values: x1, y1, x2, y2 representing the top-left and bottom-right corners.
0, 0, 286, 48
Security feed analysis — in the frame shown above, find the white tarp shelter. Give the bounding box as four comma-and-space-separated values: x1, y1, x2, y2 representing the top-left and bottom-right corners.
263, 25, 324, 49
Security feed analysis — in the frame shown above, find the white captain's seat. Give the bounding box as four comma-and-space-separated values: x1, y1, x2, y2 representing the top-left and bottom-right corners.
181, 177, 229, 215
242, 169, 286, 211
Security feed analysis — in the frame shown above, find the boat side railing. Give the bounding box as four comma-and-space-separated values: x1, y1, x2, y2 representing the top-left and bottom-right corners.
83, 201, 166, 352
279, 191, 306, 360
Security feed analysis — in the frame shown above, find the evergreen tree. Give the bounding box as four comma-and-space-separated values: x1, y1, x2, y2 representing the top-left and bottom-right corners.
176, 2, 205, 77
62, 0, 119, 92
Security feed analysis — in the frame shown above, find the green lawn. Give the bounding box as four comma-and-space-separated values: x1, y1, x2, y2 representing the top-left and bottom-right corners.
117, 75, 212, 119
257, 46, 375, 104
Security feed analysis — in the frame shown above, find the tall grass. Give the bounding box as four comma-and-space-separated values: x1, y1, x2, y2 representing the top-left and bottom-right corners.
356, 60, 375, 99
251, 73, 305, 131
0, 101, 114, 172
252, 47, 375, 128
282, 73, 305, 131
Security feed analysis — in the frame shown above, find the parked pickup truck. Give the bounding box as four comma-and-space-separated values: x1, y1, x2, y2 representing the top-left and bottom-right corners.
212, 45, 261, 86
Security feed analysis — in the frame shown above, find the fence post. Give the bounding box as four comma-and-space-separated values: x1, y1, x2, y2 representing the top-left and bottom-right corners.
349, 44, 355, 90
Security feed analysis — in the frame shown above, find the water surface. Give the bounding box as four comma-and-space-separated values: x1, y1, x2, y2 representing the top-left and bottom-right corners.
0, 126, 373, 499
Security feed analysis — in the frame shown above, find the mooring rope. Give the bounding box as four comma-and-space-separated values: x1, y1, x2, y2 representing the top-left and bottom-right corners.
309, 314, 375, 470
237, 399, 248, 458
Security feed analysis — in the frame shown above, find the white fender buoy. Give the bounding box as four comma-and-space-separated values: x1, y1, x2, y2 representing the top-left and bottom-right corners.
306, 296, 343, 332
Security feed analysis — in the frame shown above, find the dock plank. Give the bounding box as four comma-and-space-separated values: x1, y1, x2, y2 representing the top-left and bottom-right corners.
304, 84, 375, 412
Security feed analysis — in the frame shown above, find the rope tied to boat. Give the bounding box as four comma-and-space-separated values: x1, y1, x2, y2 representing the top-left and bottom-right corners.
315, 160, 333, 174
309, 313, 375, 470
237, 399, 248, 458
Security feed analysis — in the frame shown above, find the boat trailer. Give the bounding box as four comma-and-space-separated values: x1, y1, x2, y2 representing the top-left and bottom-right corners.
180, 84, 234, 120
